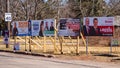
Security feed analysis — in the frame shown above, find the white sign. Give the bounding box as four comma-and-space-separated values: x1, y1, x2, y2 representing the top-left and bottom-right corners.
31, 20, 41, 36
44, 19, 55, 36
5, 13, 12, 22
58, 18, 80, 36
12, 21, 28, 36
114, 16, 120, 26
83, 17, 114, 36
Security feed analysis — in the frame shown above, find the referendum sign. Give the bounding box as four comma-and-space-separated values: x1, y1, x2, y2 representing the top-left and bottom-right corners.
83, 17, 114, 36
12, 21, 28, 36
58, 18, 80, 36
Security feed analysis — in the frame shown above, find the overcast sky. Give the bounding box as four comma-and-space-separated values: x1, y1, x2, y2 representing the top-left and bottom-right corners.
104, 0, 110, 4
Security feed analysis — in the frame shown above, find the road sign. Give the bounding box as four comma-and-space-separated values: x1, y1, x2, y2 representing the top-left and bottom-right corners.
5, 13, 12, 22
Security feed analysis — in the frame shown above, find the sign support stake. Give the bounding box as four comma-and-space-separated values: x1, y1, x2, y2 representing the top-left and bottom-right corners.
43, 36, 46, 53
25, 36, 27, 51
76, 36, 80, 55
86, 36, 89, 55
29, 36, 31, 52
110, 37, 113, 54
54, 19, 57, 53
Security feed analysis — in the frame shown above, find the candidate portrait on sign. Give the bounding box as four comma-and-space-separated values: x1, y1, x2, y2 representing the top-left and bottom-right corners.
90, 18, 102, 36
50, 22, 54, 31
83, 18, 91, 36
12, 22, 18, 38
39, 21, 44, 37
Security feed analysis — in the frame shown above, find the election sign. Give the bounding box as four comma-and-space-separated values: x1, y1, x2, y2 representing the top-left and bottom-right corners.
12, 21, 28, 36
58, 18, 80, 36
83, 17, 114, 36
44, 19, 55, 36
31, 20, 41, 36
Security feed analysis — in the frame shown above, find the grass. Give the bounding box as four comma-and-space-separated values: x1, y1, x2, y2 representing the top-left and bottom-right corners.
0, 37, 120, 56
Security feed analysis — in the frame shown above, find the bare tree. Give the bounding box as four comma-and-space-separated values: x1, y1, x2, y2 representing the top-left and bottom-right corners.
105, 0, 120, 16
5, 0, 58, 21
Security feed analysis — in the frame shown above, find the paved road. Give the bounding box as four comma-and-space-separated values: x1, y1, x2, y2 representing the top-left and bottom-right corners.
0, 52, 119, 68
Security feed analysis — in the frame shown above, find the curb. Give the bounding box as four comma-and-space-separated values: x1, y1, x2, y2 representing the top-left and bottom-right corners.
0, 50, 55, 58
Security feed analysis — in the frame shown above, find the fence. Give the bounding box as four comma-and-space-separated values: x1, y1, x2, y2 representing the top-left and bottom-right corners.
0, 26, 120, 55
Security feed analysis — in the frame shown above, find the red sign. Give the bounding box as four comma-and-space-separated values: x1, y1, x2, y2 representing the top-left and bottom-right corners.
83, 17, 114, 36
99, 26, 113, 36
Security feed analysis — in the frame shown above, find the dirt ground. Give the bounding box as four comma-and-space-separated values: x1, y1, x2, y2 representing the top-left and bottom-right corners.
55, 54, 120, 64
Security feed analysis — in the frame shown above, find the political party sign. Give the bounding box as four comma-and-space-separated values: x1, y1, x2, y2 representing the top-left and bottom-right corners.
83, 17, 114, 36
31, 20, 41, 36
58, 18, 80, 36
43, 19, 55, 36
12, 21, 28, 36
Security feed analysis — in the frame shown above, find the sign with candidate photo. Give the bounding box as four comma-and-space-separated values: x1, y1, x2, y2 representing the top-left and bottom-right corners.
31, 20, 42, 36
83, 17, 114, 36
12, 21, 28, 36
58, 18, 80, 36
43, 19, 55, 36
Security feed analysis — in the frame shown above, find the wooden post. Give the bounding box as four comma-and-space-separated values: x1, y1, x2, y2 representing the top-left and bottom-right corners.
25, 36, 27, 51
54, 19, 57, 53
54, 34, 57, 53
29, 36, 31, 52
86, 36, 88, 55
59, 36, 63, 54
80, 32, 89, 55
43, 36, 46, 52
110, 37, 113, 54
76, 36, 79, 55
14, 36, 17, 49
80, 32, 86, 46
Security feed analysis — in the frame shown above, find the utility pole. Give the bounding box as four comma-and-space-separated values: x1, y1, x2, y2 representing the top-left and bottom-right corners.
7, 0, 10, 12
80, 0, 81, 10
80, 0, 82, 17
92, 0, 95, 16
7, 0, 10, 48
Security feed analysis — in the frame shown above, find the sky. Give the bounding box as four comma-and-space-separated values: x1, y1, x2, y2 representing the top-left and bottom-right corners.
104, 0, 110, 4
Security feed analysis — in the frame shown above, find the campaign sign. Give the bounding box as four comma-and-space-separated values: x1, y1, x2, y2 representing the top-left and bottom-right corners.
31, 20, 41, 36
12, 21, 28, 36
43, 19, 55, 36
83, 17, 114, 36
58, 18, 80, 36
